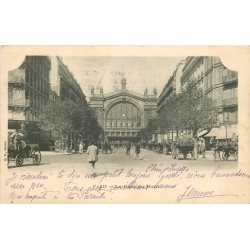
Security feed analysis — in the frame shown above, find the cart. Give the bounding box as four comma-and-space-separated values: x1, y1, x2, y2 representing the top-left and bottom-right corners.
172, 144, 194, 160
213, 142, 238, 162
155, 142, 171, 155
8, 144, 41, 167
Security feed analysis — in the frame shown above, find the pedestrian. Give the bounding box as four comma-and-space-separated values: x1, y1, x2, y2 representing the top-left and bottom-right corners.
223, 139, 231, 161
126, 140, 131, 155
163, 144, 167, 155
209, 136, 215, 150
192, 136, 198, 160
134, 142, 142, 160
79, 141, 84, 154
200, 138, 206, 158
197, 138, 202, 157
213, 139, 223, 160
86, 141, 99, 168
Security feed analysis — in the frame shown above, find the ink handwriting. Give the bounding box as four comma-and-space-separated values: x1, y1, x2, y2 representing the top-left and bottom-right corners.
4, 163, 248, 203
177, 185, 238, 203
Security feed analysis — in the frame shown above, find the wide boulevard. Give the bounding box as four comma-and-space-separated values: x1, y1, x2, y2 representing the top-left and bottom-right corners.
8, 147, 238, 173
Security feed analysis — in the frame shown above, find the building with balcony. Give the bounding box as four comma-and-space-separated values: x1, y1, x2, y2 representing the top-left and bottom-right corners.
50, 57, 86, 103
203, 57, 238, 127
180, 56, 204, 90
8, 56, 52, 148
157, 60, 186, 114
156, 56, 238, 141
180, 56, 238, 126
8, 56, 51, 122
89, 78, 157, 142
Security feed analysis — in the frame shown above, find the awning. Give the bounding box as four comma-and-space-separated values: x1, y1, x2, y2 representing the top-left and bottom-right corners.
216, 126, 238, 140
197, 130, 208, 137
204, 126, 238, 139
204, 127, 221, 137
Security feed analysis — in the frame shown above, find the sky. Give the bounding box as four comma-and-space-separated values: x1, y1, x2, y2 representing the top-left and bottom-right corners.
62, 57, 185, 100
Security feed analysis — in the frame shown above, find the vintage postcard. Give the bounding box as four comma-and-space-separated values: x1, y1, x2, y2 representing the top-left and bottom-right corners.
0, 46, 249, 204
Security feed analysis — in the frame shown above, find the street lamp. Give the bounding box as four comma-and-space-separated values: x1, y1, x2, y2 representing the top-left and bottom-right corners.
224, 112, 229, 142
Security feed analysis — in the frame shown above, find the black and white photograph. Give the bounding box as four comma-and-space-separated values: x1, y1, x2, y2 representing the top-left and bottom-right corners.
1, 1, 250, 249
0, 46, 249, 204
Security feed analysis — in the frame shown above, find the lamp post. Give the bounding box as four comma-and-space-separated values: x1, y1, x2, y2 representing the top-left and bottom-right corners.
224, 112, 229, 142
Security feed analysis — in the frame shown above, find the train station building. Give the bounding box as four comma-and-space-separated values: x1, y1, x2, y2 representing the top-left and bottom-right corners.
89, 78, 157, 142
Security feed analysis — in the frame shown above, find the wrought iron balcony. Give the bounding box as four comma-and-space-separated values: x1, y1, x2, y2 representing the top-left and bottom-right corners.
222, 71, 238, 84
8, 99, 30, 107
8, 69, 25, 84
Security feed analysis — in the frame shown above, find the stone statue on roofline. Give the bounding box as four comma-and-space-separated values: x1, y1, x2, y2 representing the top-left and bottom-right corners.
121, 77, 127, 90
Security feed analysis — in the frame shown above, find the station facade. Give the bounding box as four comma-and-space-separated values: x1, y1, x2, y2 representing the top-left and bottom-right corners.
89, 78, 157, 142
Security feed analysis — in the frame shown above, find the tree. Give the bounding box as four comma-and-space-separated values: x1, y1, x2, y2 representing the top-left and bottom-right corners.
175, 83, 217, 135
138, 118, 164, 141
144, 82, 217, 140
39, 100, 74, 136
38, 99, 103, 148
83, 106, 104, 141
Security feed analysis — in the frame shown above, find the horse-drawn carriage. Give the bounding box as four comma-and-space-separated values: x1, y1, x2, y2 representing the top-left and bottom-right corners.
146, 142, 155, 151
212, 141, 238, 161
224, 146, 238, 161
143, 141, 171, 154
171, 142, 194, 160
171, 136, 195, 160
8, 143, 41, 167
154, 142, 171, 155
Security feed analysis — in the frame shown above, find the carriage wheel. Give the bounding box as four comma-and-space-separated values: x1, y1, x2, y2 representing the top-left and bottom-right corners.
8, 151, 16, 166
15, 154, 24, 167
7, 152, 12, 165
32, 150, 41, 165
8, 151, 13, 164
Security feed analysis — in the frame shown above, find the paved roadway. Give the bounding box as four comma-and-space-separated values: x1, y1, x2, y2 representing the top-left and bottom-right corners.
8, 146, 238, 172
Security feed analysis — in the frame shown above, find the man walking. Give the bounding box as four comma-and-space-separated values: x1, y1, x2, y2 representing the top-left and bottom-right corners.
126, 140, 131, 155
134, 142, 142, 160
86, 141, 99, 168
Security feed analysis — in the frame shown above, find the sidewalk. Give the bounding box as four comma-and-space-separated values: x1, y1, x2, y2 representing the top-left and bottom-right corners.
143, 148, 214, 160
40, 151, 73, 156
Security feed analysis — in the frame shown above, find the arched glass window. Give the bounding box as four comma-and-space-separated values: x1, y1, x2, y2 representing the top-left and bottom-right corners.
106, 102, 142, 128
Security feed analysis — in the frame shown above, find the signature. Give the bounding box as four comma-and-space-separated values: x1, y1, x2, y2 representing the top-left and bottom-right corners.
177, 185, 238, 203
